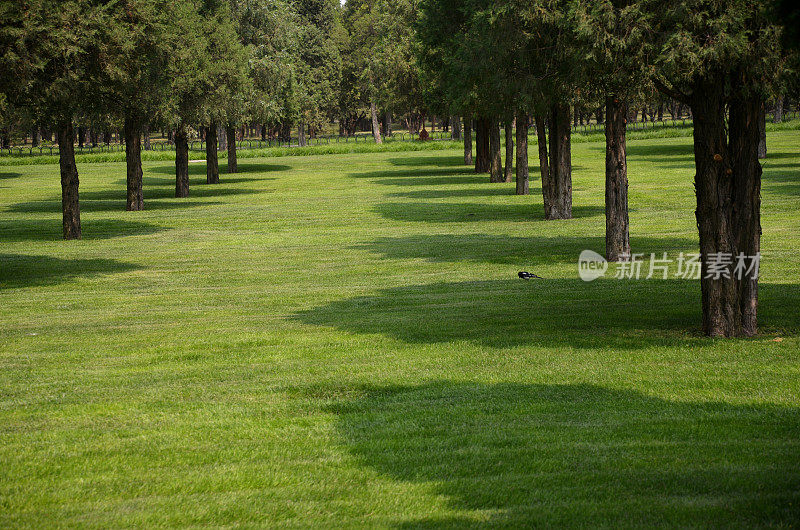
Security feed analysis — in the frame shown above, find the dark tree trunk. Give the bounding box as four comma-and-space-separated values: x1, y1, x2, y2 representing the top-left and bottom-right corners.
31, 128, 40, 147
504, 118, 514, 183
370, 102, 383, 144
758, 104, 767, 159
206, 121, 219, 184
515, 113, 529, 195
489, 118, 503, 182
535, 113, 548, 195
463, 117, 473, 165
596, 107, 604, 125
124, 115, 144, 211
58, 120, 81, 239
690, 76, 762, 337
774, 94, 784, 123
227, 124, 238, 173
475, 116, 490, 173
143, 124, 150, 151
77, 126, 85, 148
604, 96, 630, 261
175, 128, 189, 198
298, 121, 307, 147
543, 104, 572, 219
261, 124, 267, 141
451, 115, 462, 140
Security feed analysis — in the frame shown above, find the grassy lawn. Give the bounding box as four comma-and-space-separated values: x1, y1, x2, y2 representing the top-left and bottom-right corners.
1, 131, 799, 526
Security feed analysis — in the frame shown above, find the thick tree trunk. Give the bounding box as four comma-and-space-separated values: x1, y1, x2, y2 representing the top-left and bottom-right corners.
774, 94, 784, 123
451, 115, 462, 140
504, 119, 514, 183
535, 113, 548, 194
57, 121, 81, 239
758, 104, 767, 159
475, 116, 490, 173
543, 103, 572, 219
206, 121, 219, 184
515, 113, 529, 195
124, 115, 144, 211
604, 96, 630, 261
227, 124, 238, 173
175, 128, 189, 198
690, 76, 762, 337
489, 118, 503, 182
463, 117, 473, 165
31, 128, 40, 147
298, 121, 307, 147
370, 102, 383, 144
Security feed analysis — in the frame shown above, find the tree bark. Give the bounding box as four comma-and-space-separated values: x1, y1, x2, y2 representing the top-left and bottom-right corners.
143, 124, 151, 151
206, 121, 219, 184
451, 115, 462, 140
504, 118, 514, 183
227, 124, 238, 173
758, 104, 767, 159
124, 115, 144, 211
535, 114, 548, 197
774, 94, 784, 123
475, 116, 490, 173
489, 118, 503, 182
463, 117, 473, 165
515, 113, 529, 195
690, 75, 762, 337
298, 121, 307, 147
543, 103, 572, 219
58, 120, 81, 239
175, 127, 189, 198
370, 102, 383, 144
605, 96, 630, 261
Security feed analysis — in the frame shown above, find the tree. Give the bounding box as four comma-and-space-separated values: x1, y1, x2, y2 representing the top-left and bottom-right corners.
652, 0, 783, 337
0, 0, 108, 239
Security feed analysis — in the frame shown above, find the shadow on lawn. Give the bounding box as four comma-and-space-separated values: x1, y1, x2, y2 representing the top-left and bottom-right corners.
0, 171, 21, 180
0, 218, 164, 242
0, 253, 140, 289
374, 202, 604, 223
326, 382, 800, 527
147, 162, 291, 177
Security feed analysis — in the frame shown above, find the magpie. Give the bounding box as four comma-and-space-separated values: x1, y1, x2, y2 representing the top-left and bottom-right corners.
518, 271, 542, 279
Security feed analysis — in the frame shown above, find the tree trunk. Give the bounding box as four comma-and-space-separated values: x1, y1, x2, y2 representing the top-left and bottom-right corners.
690, 76, 762, 337
298, 121, 307, 147
227, 124, 238, 173
58, 120, 81, 239
175, 127, 189, 198
535, 113, 548, 196
774, 94, 784, 123
451, 115, 462, 140
370, 102, 383, 144
31, 128, 40, 147
758, 104, 767, 159
77, 126, 85, 148
475, 116, 490, 173
515, 113, 529, 195
605, 96, 630, 261
206, 121, 219, 184
143, 124, 151, 151
488, 118, 503, 182
124, 115, 144, 211
463, 117, 473, 165
543, 104, 572, 219
504, 119, 514, 183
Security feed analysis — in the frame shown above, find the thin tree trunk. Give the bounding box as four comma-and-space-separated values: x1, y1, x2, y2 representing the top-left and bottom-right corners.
143, 123, 151, 151
227, 124, 238, 173
298, 121, 307, 147
370, 102, 383, 144
58, 120, 81, 239
451, 115, 462, 140
605, 96, 630, 261
543, 104, 572, 219
535, 113, 548, 197
515, 112, 529, 195
463, 117, 473, 165
758, 104, 767, 159
475, 116, 490, 173
124, 115, 144, 211
175, 127, 189, 198
489, 118, 503, 182
691, 76, 762, 337
206, 121, 219, 184
504, 118, 514, 183
774, 94, 784, 123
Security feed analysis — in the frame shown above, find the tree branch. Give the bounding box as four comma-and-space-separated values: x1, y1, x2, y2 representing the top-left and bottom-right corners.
652, 77, 690, 105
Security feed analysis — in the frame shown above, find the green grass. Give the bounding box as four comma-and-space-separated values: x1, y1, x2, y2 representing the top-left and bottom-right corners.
1, 131, 799, 527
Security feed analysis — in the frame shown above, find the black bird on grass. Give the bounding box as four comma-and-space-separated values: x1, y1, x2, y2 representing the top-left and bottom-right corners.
518, 271, 542, 279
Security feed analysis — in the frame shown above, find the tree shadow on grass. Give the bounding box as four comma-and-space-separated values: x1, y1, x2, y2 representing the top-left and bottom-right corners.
146, 162, 290, 177
387, 155, 467, 167
373, 202, 604, 223
0, 253, 141, 289
292, 279, 799, 350
326, 381, 800, 527
354, 234, 695, 267
624, 142, 694, 159
0, 218, 164, 242
0, 171, 21, 180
